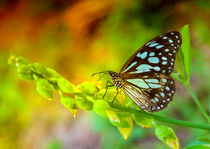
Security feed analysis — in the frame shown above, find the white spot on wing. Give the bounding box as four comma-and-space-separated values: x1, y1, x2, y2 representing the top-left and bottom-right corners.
169, 39, 173, 43
129, 64, 160, 74
149, 42, 159, 47
149, 52, 155, 56
160, 92, 165, 97
162, 79, 167, 83
145, 79, 159, 83
148, 83, 162, 88
162, 57, 167, 60
123, 61, 137, 72
137, 51, 147, 59
155, 97, 159, 102
127, 79, 149, 89
156, 45, 164, 49
162, 61, 167, 65
148, 57, 159, 64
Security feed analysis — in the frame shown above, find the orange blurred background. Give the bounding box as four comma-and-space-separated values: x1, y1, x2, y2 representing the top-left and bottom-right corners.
0, 0, 210, 148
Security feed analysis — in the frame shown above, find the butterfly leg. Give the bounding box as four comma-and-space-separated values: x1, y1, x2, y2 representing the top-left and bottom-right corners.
103, 80, 114, 98
111, 88, 119, 103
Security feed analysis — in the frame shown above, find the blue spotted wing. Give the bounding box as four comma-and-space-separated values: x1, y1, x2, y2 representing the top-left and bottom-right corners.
119, 31, 182, 112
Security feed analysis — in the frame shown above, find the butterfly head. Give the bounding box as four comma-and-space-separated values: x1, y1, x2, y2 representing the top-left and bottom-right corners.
108, 71, 118, 79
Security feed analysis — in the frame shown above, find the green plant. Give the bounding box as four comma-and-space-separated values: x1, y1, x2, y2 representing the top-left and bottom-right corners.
9, 25, 210, 149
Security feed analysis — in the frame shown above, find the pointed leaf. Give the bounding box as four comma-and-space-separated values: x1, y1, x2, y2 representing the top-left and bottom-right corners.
185, 137, 210, 149
78, 82, 99, 95
93, 100, 111, 118
155, 125, 179, 149
36, 78, 53, 99
197, 136, 210, 143
43, 68, 61, 79
60, 95, 78, 117
57, 78, 80, 94
180, 25, 191, 82
75, 95, 93, 110
132, 113, 154, 128
105, 110, 129, 128
15, 56, 28, 66
117, 116, 133, 140
17, 65, 33, 80
31, 63, 46, 75
95, 88, 121, 103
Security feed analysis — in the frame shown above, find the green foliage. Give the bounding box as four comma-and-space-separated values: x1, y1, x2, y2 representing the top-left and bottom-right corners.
60, 94, 78, 116
31, 63, 46, 75
155, 125, 179, 149
78, 81, 99, 95
171, 25, 210, 123
185, 137, 210, 149
132, 113, 154, 128
36, 78, 53, 99
117, 116, 133, 140
180, 25, 191, 83
105, 110, 130, 128
172, 24, 191, 85
17, 65, 33, 80
94, 100, 111, 118
75, 95, 93, 110
45, 140, 62, 149
57, 78, 80, 94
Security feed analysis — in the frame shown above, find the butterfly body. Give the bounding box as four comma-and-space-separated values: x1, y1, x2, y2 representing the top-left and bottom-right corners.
106, 31, 182, 112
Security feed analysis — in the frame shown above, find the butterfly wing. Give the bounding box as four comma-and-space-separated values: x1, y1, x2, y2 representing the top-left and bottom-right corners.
122, 73, 175, 112
120, 31, 182, 76
119, 31, 181, 112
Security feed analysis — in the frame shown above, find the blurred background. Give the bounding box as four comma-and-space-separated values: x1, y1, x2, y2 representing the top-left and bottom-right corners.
0, 0, 210, 148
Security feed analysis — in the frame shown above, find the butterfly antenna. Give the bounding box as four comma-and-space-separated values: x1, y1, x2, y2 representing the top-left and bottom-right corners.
92, 71, 109, 77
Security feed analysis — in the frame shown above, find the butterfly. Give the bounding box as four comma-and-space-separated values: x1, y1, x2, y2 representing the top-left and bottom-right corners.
94, 31, 182, 112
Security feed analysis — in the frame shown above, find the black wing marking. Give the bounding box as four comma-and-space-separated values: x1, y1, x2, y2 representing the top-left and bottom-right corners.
122, 74, 175, 112
119, 31, 182, 77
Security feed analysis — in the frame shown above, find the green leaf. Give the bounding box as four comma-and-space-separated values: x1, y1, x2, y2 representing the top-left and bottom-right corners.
43, 68, 61, 79
15, 56, 28, 66
17, 65, 33, 80
155, 125, 179, 149
105, 110, 129, 128
78, 82, 99, 95
75, 95, 93, 110
185, 138, 210, 149
31, 63, 46, 75
117, 116, 133, 140
36, 78, 53, 99
95, 88, 119, 103
197, 136, 210, 143
93, 100, 111, 118
57, 78, 80, 94
180, 25, 191, 82
60, 95, 78, 117
8, 55, 16, 65
132, 113, 154, 128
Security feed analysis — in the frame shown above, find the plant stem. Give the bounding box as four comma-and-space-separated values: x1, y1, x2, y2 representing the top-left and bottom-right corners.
171, 73, 186, 85
171, 73, 210, 123
186, 85, 210, 123
109, 103, 210, 130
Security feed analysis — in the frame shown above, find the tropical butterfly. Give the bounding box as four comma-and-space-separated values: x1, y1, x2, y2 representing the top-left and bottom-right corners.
94, 31, 182, 112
